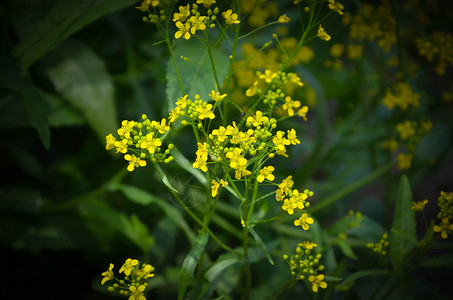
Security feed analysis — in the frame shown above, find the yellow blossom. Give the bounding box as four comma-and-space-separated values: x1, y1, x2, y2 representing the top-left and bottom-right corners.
278, 14, 290, 23
397, 153, 412, 170
196, 0, 216, 8
412, 199, 429, 212
197, 103, 215, 120
175, 21, 191, 40
434, 218, 453, 239
317, 25, 331, 41
101, 263, 114, 285
124, 154, 147, 172
294, 213, 314, 230
129, 285, 146, 300
106, 134, 116, 150
328, 0, 344, 15
222, 9, 240, 25
119, 258, 139, 276
209, 90, 227, 102
308, 274, 327, 292
257, 166, 275, 183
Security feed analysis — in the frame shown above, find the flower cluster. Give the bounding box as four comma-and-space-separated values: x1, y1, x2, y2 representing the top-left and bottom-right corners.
106, 115, 173, 172
381, 118, 432, 170
283, 241, 327, 292
276, 175, 314, 229
382, 82, 420, 111
434, 191, 453, 239
101, 258, 155, 299
342, 0, 397, 55
245, 69, 309, 119
416, 31, 453, 76
366, 233, 389, 256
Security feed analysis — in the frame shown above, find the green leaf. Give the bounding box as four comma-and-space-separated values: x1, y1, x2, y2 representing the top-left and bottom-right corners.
247, 226, 274, 265
155, 164, 180, 193
203, 254, 244, 299
106, 182, 195, 243
12, 0, 136, 69
178, 231, 210, 300
78, 198, 152, 252
390, 175, 416, 272
0, 58, 51, 148
166, 39, 229, 109
44, 39, 117, 142
336, 269, 388, 291
337, 239, 358, 260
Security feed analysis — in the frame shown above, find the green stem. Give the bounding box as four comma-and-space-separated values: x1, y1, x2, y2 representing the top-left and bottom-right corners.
170, 189, 240, 255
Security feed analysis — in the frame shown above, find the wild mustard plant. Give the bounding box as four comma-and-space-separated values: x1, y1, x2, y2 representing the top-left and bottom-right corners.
98, 0, 452, 299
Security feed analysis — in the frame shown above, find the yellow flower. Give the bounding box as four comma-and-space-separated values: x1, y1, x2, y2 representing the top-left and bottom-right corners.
222, 9, 240, 25
282, 96, 301, 116
247, 110, 268, 127
119, 258, 139, 276
211, 179, 227, 197
235, 165, 251, 179
257, 166, 275, 183
278, 14, 290, 23
297, 241, 318, 250
101, 263, 114, 285
114, 139, 128, 154
196, 0, 216, 8
189, 16, 207, 34
434, 218, 453, 239
134, 264, 155, 279
287, 129, 300, 145
308, 274, 328, 292
173, 4, 190, 23
140, 133, 162, 154
397, 153, 412, 170
294, 213, 314, 230
124, 154, 147, 172
297, 106, 309, 121
317, 25, 331, 41
117, 120, 136, 139
175, 21, 191, 40
105, 134, 116, 150
411, 199, 429, 212
209, 90, 227, 102
396, 120, 416, 140
328, 0, 344, 15
129, 284, 146, 300
197, 103, 215, 119
259, 69, 277, 83
246, 81, 260, 97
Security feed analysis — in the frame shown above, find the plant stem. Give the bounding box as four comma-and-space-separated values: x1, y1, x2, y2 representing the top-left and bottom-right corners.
170, 189, 240, 255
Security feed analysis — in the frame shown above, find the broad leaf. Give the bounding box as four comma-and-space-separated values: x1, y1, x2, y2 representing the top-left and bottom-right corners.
390, 175, 416, 272
12, 0, 136, 69
0, 58, 51, 148
45, 40, 117, 143
166, 39, 229, 110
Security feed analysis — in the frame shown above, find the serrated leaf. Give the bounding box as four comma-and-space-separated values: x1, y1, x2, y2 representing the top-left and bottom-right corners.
178, 231, 209, 300
247, 226, 274, 265
166, 39, 229, 110
390, 175, 416, 272
336, 269, 388, 290
45, 39, 117, 142
12, 0, 136, 69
